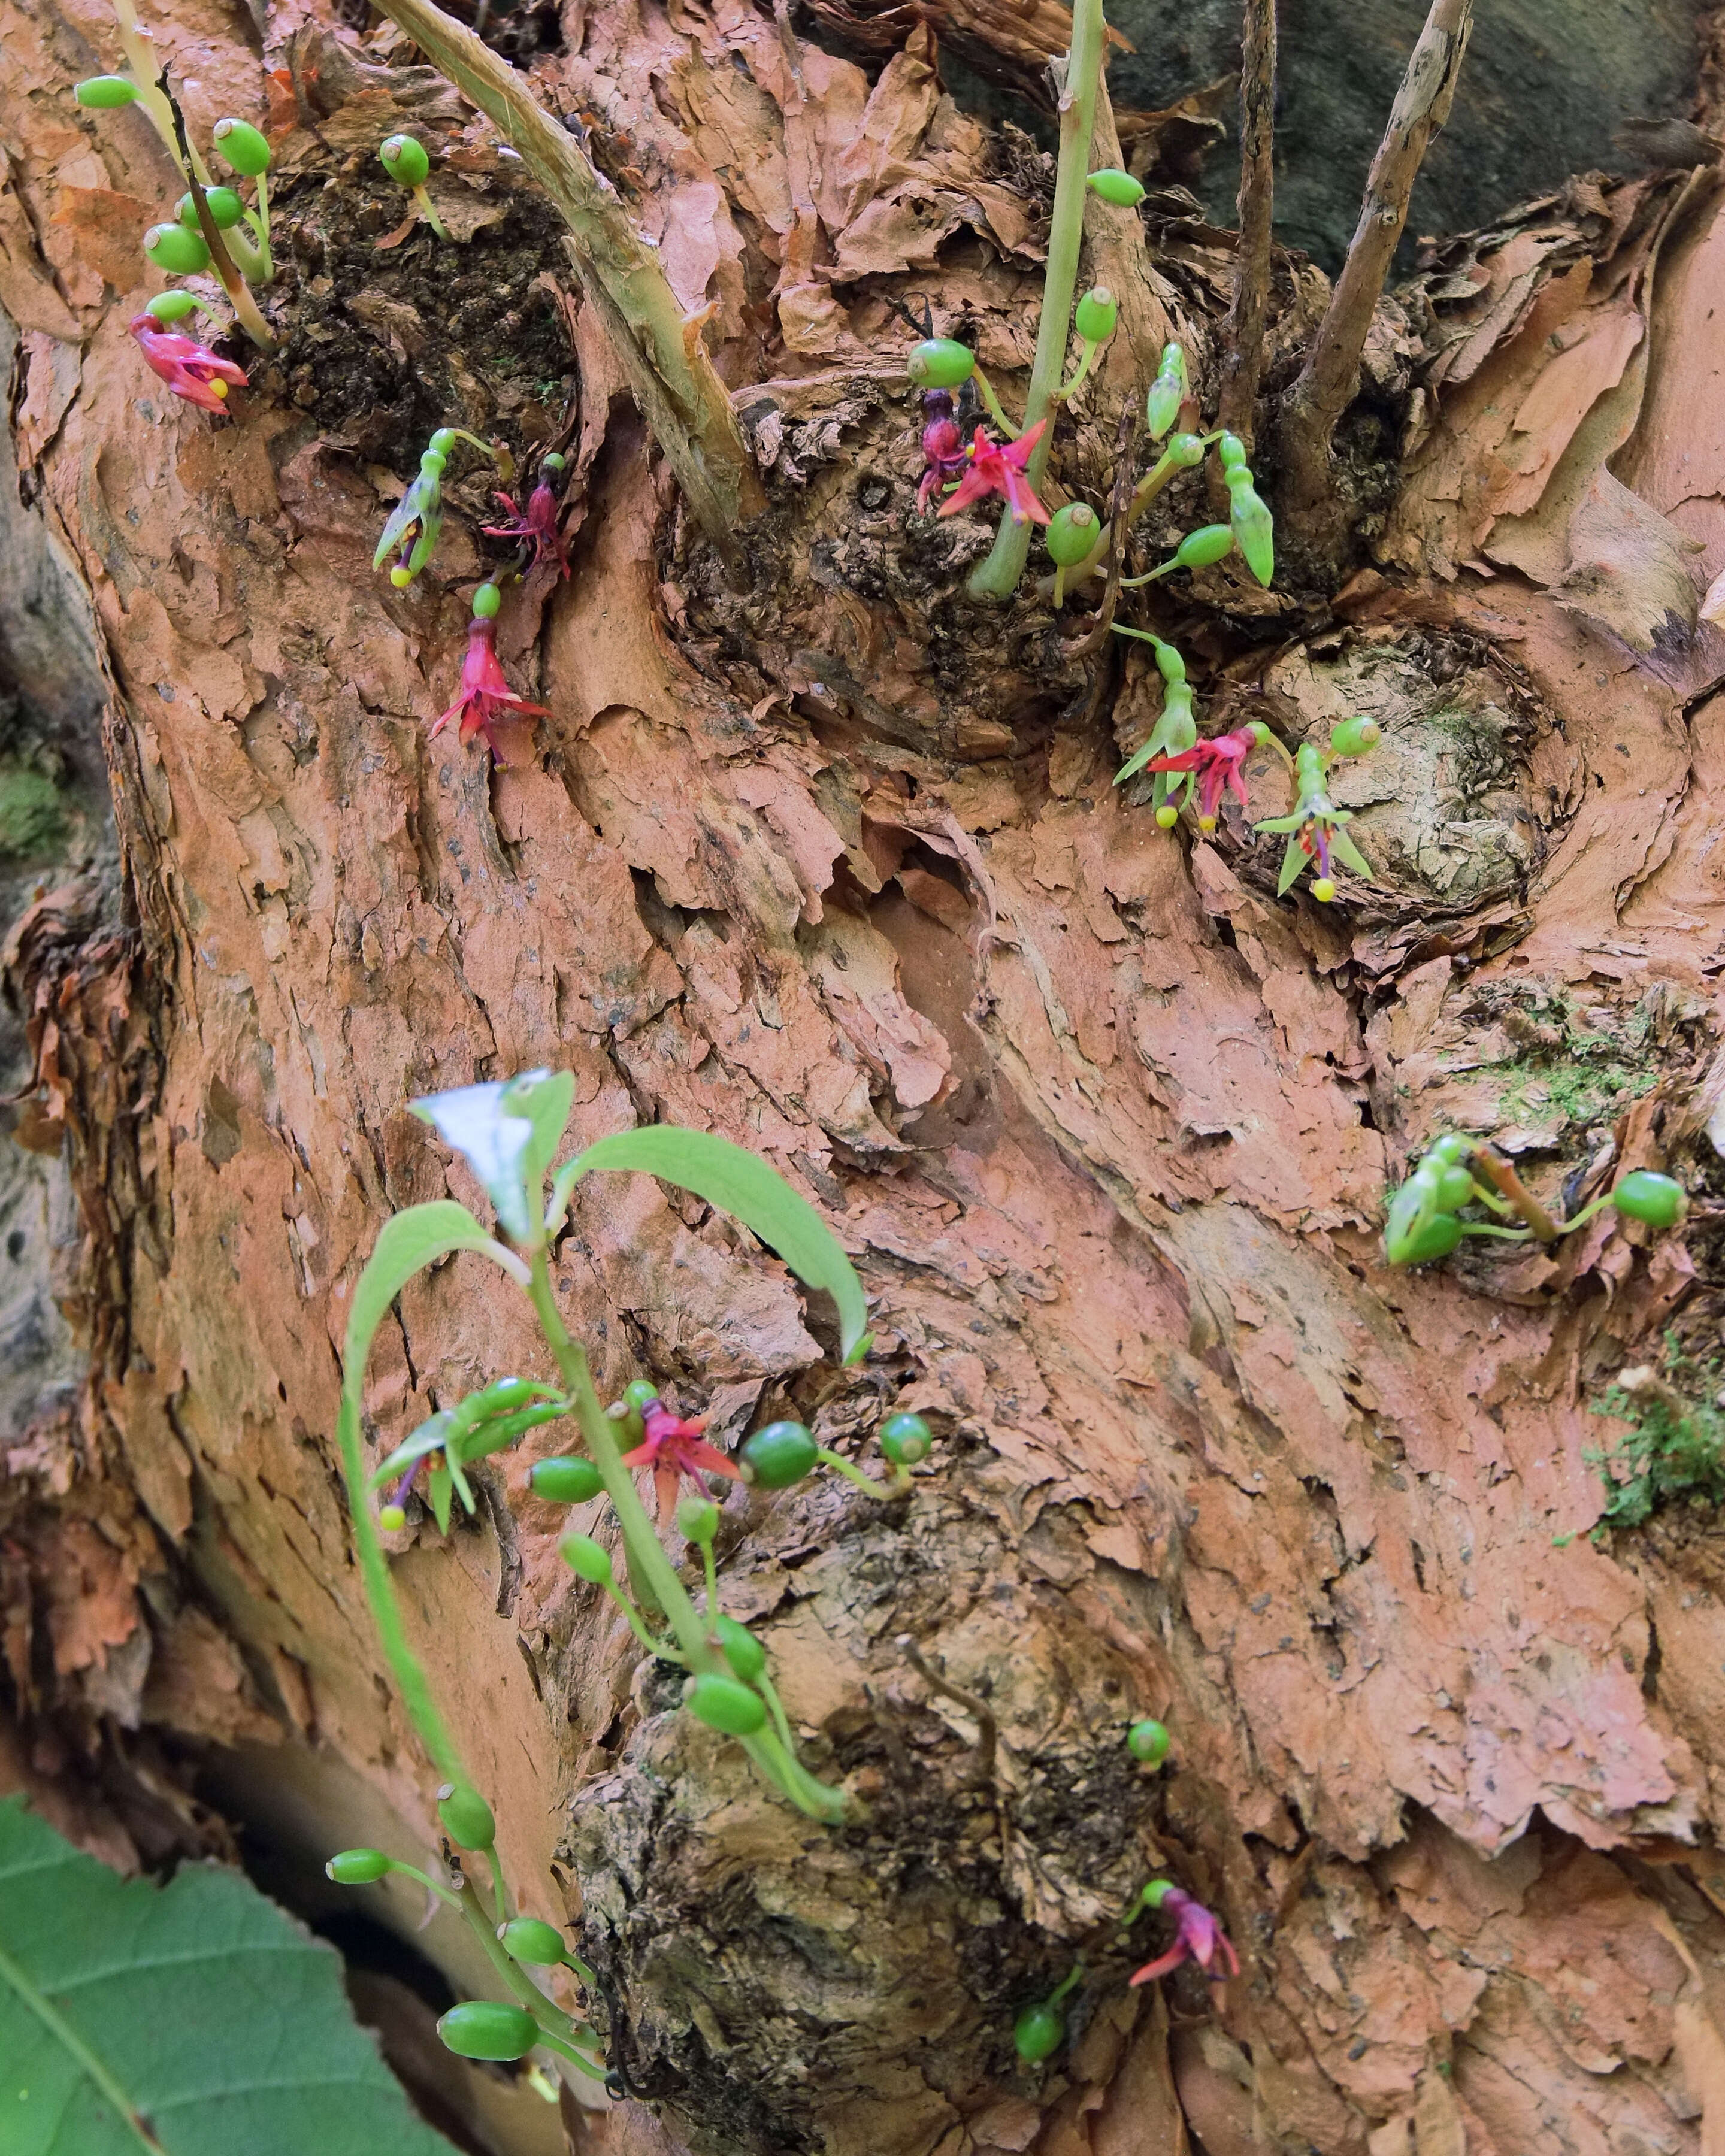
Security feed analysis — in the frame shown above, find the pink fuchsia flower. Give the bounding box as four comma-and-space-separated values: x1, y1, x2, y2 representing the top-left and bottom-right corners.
917, 390, 969, 511
128, 314, 248, 414
1128, 1886, 1240, 1986
482, 455, 570, 577
430, 602, 551, 760
1145, 725, 1265, 831
936, 421, 1051, 526
622, 1397, 741, 1521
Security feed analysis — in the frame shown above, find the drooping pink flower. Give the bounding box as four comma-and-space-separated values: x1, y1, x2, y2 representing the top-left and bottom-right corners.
935, 421, 1050, 526
1145, 728, 1258, 830
128, 316, 248, 414
483, 480, 570, 577
1128, 1888, 1240, 1987
429, 615, 552, 759
622, 1397, 741, 1520
917, 390, 969, 511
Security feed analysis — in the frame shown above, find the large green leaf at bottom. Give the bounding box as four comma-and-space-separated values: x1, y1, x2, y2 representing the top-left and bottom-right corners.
0, 1798, 456, 2156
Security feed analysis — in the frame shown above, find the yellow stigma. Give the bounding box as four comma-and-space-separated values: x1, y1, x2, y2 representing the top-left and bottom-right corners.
390, 566, 413, 588
1312, 877, 1336, 903
210, 379, 229, 399
1155, 804, 1179, 829
1197, 814, 1216, 832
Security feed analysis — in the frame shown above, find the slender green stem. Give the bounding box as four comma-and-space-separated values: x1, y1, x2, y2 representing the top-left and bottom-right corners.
967, 0, 1106, 599
538, 2028, 609, 2079
222, 220, 265, 284
1466, 1180, 1518, 1218
413, 181, 451, 241
485, 1845, 512, 1926
1457, 1223, 1532, 1241
251, 172, 273, 280
457, 1883, 570, 2029
1066, 446, 1187, 589
969, 364, 1020, 437
1055, 338, 1101, 402
815, 1446, 910, 1501
1556, 1192, 1614, 1235
386, 1858, 464, 1910
603, 1576, 664, 1653
700, 1536, 718, 1613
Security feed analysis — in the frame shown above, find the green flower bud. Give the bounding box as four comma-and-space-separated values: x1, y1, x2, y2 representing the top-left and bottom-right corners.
1329, 716, 1382, 758
420, 449, 447, 480
1387, 1212, 1464, 1266
326, 1848, 391, 1884
879, 1412, 932, 1466
1435, 1166, 1476, 1212
437, 1783, 497, 1850
1429, 1134, 1473, 1167
684, 1671, 767, 1735
178, 187, 244, 231
1173, 523, 1236, 570
1085, 167, 1146, 208
529, 1455, 603, 1504
1013, 2003, 1065, 2063
144, 222, 210, 274
1127, 1718, 1170, 1766
676, 1496, 720, 1542
1045, 502, 1100, 567
1145, 344, 1187, 440
437, 2003, 540, 2061
1139, 1879, 1175, 1910
499, 1918, 568, 1966
713, 1614, 765, 1683
561, 1531, 613, 1583
75, 75, 140, 108
471, 581, 502, 620
1611, 1170, 1688, 1228
212, 118, 272, 177
739, 1419, 819, 1489
1073, 285, 1118, 343
1153, 638, 1187, 686
907, 338, 975, 390
380, 133, 431, 187
145, 290, 202, 323
1226, 474, 1275, 586
1164, 432, 1206, 468
623, 1378, 661, 1413
541, 451, 568, 472
428, 427, 458, 456
1217, 432, 1248, 472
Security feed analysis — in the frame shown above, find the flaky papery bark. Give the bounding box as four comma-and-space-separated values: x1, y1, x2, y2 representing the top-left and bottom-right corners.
10, 0, 1725, 2151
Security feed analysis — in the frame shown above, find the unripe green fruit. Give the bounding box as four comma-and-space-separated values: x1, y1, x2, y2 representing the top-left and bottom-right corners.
437, 2003, 540, 2061
1408, 1164, 1444, 1201
1154, 804, 1179, 829
378, 1503, 407, 1532
1045, 503, 1100, 567
561, 1532, 613, 1583
75, 75, 140, 108
212, 118, 272, 177
879, 1412, 932, 1466
684, 1671, 767, 1735
144, 222, 210, 274
178, 187, 244, 231
624, 1377, 661, 1413
714, 1614, 765, 1683
1217, 431, 1248, 471
499, 1918, 567, 1966
1085, 167, 1145, 208
326, 1848, 391, 1883
1164, 432, 1206, 468
530, 1455, 602, 1503
542, 451, 567, 472
1612, 1170, 1688, 1227
380, 133, 431, 187
907, 338, 975, 390
1429, 1134, 1473, 1167
1127, 1718, 1170, 1766
1391, 1212, 1464, 1265
429, 427, 458, 456
437, 1783, 496, 1850
471, 581, 502, 620
1330, 716, 1382, 757
1073, 285, 1118, 342
1173, 523, 1236, 570
677, 1496, 721, 1542
1435, 1166, 1476, 1211
739, 1420, 818, 1489
1014, 2003, 1064, 2063
1139, 1878, 1175, 1910
145, 290, 201, 323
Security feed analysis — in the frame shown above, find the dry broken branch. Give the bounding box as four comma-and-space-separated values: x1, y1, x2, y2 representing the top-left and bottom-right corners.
1215, 0, 1276, 448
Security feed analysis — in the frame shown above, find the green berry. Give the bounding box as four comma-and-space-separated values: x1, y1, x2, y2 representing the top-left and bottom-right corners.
1013, 2003, 1065, 2063
1139, 1879, 1175, 1910
1434, 1166, 1476, 1212
144, 222, 210, 275
529, 1456, 602, 1503
75, 75, 140, 108
437, 2003, 540, 2061
1173, 523, 1236, 570
1611, 1170, 1688, 1228
1217, 431, 1249, 472
1127, 1718, 1170, 1766
1073, 285, 1118, 343
499, 1918, 568, 1966
684, 1671, 767, 1735
178, 187, 244, 231
471, 581, 502, 620
1045, 503, 1100, 567
326, 1848, 391, 1884
380, 133, 431, 187
1330, 716, 1381, 758
1085, 168, 1146, 208
378, 1503, 407, 1532
1389, 1212, 1464, 1266
624, 1378, 661, 1413
1164, 432, 1206, 468
428, 428, 458, 456
1429, 1134, 1473, 1167
906, 338, 975, 390
144, 290, 201, 324
1154, 804, 1179, 830
677, 1496, 720, 1542
739, 1419, 818, 1489
541, 451, 567, 471
879, 1412, 932, 1466
713, 1614, 766, 1683
437, 1783, 496, 1851
561, 1532, 613, 1583
212, 118, 272, 177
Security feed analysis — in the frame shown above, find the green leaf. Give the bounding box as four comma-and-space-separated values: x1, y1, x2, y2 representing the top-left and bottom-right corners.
1276, 834, 1308, 895
344, 1201, 525, 1380
510, 1070, 574, 1194
410, 1082, 547, 1243
565, 1127, 871, 1362
429, 1461, 456, 1533
0, 1796, 457, 2156
367, 1409, 456, 1490
1329, 826, 1375, 879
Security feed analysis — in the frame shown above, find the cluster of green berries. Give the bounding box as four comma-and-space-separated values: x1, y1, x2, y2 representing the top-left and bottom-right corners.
1385, 1137, 1688, 1268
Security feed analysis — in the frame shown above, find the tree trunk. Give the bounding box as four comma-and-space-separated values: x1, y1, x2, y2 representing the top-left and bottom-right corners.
7, 2, 1725, 2154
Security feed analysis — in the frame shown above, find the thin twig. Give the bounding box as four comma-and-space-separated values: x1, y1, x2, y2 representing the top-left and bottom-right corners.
899, 1635, 998, 1788
162, 78, 276, 348
1066, 399, 1139, 660
1277, 0, 1473, 525
1215, 0, 1276, 450
1469, 1149, 1560, 1244
368, 0, 761, 559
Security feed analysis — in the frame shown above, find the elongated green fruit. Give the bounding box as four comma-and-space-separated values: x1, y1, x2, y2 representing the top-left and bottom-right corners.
213, 118, 272, 177
907, 338, 975, 390
380, 132, 432, 187
1085, 167, 1145, 207
685, 1671, 767, 1734
145, 290, 202, 323
1073, 285, 1117, 341
75, 75, 139, 108
531, 1456, 603, 1503
437, 2003, 540, 2060
1045, 503, 1100, 566
1015, 2003, 1065, 2061
739, 1420, 818, 1489
179, 187, 245, 231
1127, 1718, 1170, 1766
500, 1918, 569, 1966
714, 1614, 766, 1682
437, 1782, 496, 1850
561, 1531, 613, 1582
326, 1848, 392, 1883
144, 222, 210, 274
1330, 716, 1382, 757
879, 1412, 933, 1465
1612, 1171, 1687, 1227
